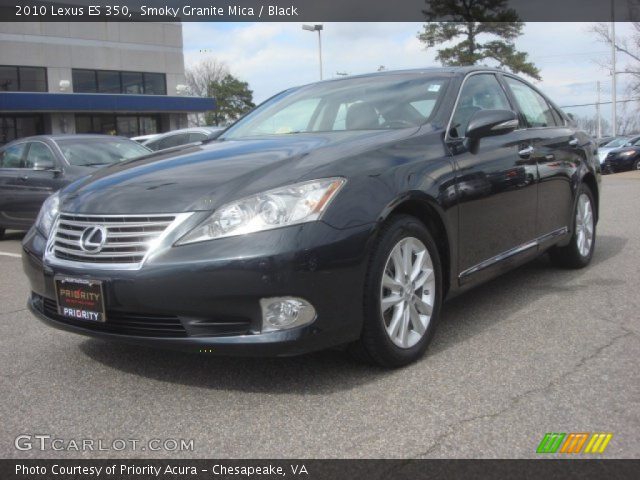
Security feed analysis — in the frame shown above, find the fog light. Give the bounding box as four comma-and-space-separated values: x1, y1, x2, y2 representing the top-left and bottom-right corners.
260, 297, 316, 332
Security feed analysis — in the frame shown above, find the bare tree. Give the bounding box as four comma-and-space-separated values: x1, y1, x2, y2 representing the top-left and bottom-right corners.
185, 59, 230, 126
591, 22, 640, 94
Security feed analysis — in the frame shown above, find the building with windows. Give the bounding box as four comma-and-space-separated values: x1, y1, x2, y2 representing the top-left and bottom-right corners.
0, 22, 213, 145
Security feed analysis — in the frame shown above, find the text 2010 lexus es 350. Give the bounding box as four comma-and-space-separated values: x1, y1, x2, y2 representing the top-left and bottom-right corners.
22, 67, 600, 367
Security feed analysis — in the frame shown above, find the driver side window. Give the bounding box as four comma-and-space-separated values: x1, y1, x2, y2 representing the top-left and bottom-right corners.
450, 74, 511, 138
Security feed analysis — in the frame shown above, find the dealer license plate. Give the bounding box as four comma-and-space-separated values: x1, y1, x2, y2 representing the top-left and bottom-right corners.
54, 277, 106, 323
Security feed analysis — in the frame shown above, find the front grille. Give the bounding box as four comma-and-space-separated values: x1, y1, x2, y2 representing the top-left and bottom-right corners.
41, 297, 188, 338
52, 213, 176, 265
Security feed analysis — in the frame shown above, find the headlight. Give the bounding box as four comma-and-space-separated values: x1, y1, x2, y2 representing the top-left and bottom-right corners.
35, 192, 60, 238
619, 150, 635, 157
177, 178, 345, 244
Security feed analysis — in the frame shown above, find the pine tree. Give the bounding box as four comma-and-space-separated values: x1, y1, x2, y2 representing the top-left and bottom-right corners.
418, 0, 540, 80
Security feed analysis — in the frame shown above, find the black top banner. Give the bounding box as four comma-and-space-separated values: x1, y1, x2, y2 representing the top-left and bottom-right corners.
1, 0, 639, 22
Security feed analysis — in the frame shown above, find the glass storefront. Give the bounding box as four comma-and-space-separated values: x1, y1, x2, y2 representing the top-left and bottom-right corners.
0, 115, 44, 145
75, 114, 160, 137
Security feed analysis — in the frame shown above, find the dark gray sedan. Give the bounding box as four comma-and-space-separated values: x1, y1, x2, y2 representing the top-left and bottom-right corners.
0, 134, 150, 238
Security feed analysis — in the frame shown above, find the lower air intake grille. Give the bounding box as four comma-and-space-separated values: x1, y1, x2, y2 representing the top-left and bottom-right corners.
41, 297, 188, 338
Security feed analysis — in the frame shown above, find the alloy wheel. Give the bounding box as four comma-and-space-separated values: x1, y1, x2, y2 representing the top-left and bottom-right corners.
380, 237, 435, 349
575, 193, 594, 258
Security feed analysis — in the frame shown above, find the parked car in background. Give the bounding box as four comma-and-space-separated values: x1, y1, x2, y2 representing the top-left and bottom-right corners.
602, 145, 640, 173
0, 135, 150, 238
597, 136, 614, 147
597, 135, 640, 164
23, 67, 600, 367
131, 134, 160, 144
142, 126, 224, 151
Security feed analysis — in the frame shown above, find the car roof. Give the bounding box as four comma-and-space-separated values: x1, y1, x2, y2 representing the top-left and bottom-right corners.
309, 66, 505, 84
10, 134, 130, 142
153, 127, 222, 136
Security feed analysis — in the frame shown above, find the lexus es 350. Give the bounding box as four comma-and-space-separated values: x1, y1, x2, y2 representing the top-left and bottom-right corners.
22, 67, 600, 367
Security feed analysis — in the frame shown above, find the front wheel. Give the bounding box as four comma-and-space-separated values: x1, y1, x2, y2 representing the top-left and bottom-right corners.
549, 185, 596, 268
350, 215, 443, 368
633, 159, 640, 171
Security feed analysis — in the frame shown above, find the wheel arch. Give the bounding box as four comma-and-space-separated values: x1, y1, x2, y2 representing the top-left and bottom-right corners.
376, 193, 453, 296
581, 171, 599, 223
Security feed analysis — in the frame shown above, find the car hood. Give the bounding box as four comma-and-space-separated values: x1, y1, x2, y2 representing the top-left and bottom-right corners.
607, 146, 636, 158
59, 129, 415, 214
598, 147, 615, 160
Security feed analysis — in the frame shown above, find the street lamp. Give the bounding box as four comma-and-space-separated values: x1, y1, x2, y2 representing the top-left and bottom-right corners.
302, 24, 323, 80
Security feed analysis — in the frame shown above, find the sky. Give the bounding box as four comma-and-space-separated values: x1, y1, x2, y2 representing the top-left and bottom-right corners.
182, 22, 637, 128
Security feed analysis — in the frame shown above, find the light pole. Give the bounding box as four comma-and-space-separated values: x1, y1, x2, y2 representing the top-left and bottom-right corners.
611, 0, 617, 136
302, 24, 323, 80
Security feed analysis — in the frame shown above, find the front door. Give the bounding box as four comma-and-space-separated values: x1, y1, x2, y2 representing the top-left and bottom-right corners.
21, 141, 65, 223
446, 73, 539, 285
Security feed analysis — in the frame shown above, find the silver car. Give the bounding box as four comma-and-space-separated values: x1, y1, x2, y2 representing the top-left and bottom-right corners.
142, 126, 224, 152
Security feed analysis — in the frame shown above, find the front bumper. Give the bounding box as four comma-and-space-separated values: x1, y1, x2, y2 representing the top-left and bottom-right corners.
603, 155, 636, 172
22, 220, 374, 356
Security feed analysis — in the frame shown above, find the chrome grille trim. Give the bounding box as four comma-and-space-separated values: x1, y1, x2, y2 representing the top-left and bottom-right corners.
44, 212, 193, 270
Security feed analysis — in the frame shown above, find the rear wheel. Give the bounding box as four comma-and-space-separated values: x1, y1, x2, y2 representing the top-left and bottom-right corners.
549, 184, 596, 268
350, 215, 443, 368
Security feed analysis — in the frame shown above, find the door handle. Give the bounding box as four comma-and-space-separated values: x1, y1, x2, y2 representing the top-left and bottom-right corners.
19, 175, 29, 181
518, 146, 534, 158
569, 138, 579, 147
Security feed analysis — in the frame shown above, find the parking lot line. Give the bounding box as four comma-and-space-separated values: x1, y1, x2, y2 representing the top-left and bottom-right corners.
0, 251, 21, 258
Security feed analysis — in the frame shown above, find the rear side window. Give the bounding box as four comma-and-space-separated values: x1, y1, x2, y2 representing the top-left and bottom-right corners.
0, 143, 27, 168
450, 74, 512, 138
504, 77, 557, 128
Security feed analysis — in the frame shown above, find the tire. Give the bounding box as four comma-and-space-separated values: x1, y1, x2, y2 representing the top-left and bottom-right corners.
0, 228, 4, 240
349, 214, 443, 368
633, 159, 640, 171
549, 184, 596, 269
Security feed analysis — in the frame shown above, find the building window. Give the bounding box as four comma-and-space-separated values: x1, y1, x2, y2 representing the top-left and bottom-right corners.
0, 115, 44, 145
72, 69, 167, 95
122, 72, 143, 94
142, 73, 166, 95
0, 66, 47, 92
97, 71, 121, 94
76, 114, 161, 137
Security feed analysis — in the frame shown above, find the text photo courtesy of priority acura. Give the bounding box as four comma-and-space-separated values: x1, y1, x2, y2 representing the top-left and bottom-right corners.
22, 67, 599, 368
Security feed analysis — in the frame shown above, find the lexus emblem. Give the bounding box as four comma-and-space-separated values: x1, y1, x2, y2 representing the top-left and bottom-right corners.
80, 225, 107, 253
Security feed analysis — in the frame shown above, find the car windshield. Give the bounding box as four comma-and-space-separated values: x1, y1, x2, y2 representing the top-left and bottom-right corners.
221, 74, 450, 140
604, 137, 630, 148
56, 138, 150, 166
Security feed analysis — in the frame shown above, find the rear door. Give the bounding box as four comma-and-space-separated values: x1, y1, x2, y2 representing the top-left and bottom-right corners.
0, 142, 31, 228
501, 75, 579, 244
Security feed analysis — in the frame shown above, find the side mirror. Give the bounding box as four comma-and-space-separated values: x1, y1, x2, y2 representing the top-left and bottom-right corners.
33, 159, 59, 172
465, 110, 519, 140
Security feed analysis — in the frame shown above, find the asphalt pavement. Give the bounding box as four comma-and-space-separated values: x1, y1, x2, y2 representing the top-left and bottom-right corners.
1, 172, 638, 459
